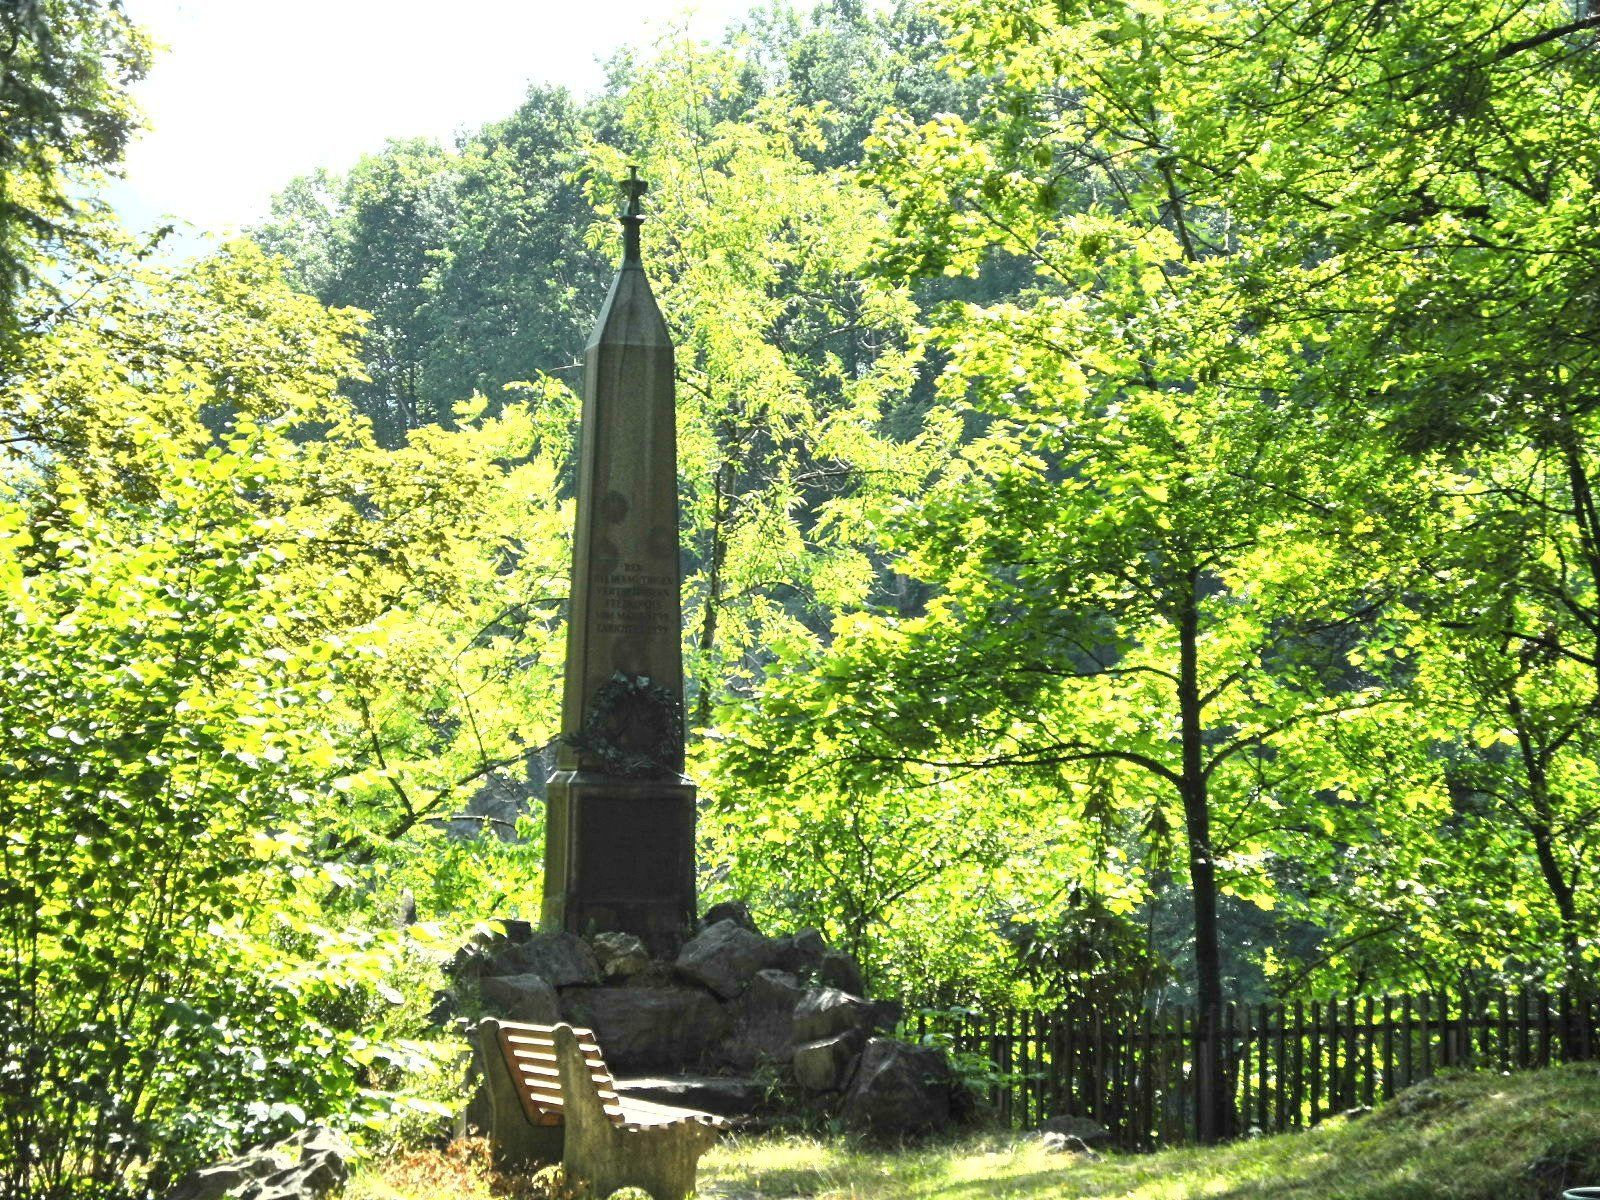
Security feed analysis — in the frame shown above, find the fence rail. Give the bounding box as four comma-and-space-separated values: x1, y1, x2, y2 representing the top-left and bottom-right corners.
906, 985, 1598, 1149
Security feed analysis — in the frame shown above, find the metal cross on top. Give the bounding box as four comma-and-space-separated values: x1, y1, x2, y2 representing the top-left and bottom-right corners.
621, 165, 647, 261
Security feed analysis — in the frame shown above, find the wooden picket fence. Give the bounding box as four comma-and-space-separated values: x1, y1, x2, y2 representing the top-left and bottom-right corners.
906, 985, 1599, 1149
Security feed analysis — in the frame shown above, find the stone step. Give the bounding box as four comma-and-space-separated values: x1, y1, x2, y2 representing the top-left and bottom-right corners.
613, 1074, 766, 1120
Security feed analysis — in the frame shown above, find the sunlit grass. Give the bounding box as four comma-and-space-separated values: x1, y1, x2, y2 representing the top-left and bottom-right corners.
355, 1064, 1600, 1200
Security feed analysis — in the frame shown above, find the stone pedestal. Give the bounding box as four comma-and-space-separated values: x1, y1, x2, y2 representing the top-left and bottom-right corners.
545, 771, 696, 955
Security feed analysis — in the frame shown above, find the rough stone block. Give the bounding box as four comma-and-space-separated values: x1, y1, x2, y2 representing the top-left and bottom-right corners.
674, 918, 777, 999
559, 986, 731, 1073
793, 986, 872, 1042
701, 900, 760, 934
771, 928, 826, 977
479, 972, 560, 1024
448, 918, 535, 978
819, 949, 866, 996
839, 1037, 955, 1136
165, 1127, 353, 1200
716, 968, 804, 1070
489, 930, 600, 987
867, 998, 904, 1033
1038, 1113, 1110, 1144
591, 930, 650, 980
793, 1028, 866, 1092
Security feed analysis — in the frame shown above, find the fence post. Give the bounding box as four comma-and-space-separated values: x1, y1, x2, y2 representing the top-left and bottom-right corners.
1256, 1002, 1270, 1135
1427, 998, 1440, 1081
1539, 989, 1553, 1068
1517, 985, 1531, 1069
1119, 1005, 1137, 1144
1284, 1001, 1298, 1130
1400, 994, 1413, 1088
1497, 990, 1510, 1071
1444, 989, 1455, 1070
1240, 1005, 1253, 1135
1137, 1007, 1154, 1150
1305, 998, 1318, 1126
1381, 995, 1395, 1101
1223, 1002, 1238, 1137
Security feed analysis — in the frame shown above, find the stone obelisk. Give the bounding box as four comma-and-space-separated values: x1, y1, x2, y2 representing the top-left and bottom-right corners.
542, 169, 696, 954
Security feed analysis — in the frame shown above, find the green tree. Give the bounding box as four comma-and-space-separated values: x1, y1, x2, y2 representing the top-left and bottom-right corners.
418, 86, 607, 408
0, 0, 150, 338
730, 0, 978, 170
776, 0, 1600, 1124
0, 230, 534, 1195
589, 36, 943, 731
0, 428, 341, 1199
255, 93, 605, 447
256, 139, 458, 444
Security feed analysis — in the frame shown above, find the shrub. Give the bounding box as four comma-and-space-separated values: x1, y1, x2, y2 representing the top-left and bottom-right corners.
0, 439, 441, 1199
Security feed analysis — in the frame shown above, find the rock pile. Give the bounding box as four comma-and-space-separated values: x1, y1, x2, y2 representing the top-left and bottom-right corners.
164, 1127, 352, 1200
447, 909, 967, 1136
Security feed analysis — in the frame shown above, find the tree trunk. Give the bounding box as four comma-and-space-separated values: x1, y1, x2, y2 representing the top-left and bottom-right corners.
692, 458, 733, 729
1507, 691, 1582, 984
1178, 568, 1229, 1141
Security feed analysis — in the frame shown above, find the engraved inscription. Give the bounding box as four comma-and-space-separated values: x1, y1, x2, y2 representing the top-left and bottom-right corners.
594, 560, 676, 635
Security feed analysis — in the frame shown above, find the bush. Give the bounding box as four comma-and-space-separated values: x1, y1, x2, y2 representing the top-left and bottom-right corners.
0, 439, 444, 1199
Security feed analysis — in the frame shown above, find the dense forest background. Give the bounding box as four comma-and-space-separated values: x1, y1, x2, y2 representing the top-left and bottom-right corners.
3, 0, 1598, 1195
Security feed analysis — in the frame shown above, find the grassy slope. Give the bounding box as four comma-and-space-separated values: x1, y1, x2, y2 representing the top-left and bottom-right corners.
355, 1064, 1600, 1200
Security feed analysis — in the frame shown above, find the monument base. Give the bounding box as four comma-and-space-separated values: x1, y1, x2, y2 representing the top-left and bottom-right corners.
542, 769, 697, 957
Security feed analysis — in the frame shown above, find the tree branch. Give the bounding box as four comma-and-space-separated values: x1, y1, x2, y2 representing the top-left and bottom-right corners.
1494, 13, 1600, 61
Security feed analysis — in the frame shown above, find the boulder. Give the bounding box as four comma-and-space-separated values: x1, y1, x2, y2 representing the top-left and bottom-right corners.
674, 919, 776, 999
717, 968, 804, 1070
819, 949, 866, 997
447, 918, 535, 978
749, 967, 803, 1007
793, 1029, 866, 1092
166, 1126, 352, 1200
620, 959, 680, 990
488, 930, 600, 987
244, 1155, 347, 1200
591, 931, 650, 980
701, 900, 760, 934
839, 1037, 955, 1136
793, 987, 873, 1042
771, 928, 827, 978
478, 973, 559, 1024
1038, 1113, 1110, 1144
949, 1073, 979, 1124
559, 987, 731, 1073
1395, 1078, 1453, 1117
166, 1161, 278, 1200
1041, 1132, 1100, 1158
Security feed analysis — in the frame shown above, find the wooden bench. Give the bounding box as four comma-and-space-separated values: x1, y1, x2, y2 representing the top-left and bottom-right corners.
475, 1018, 725, 1200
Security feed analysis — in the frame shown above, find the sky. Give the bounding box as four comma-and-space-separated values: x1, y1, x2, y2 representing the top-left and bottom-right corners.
109, 0, 765, 245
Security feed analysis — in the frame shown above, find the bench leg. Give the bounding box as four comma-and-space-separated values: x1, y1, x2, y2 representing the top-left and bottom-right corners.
474, 1018, 563, 1170
554, 1025, 719, 1200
